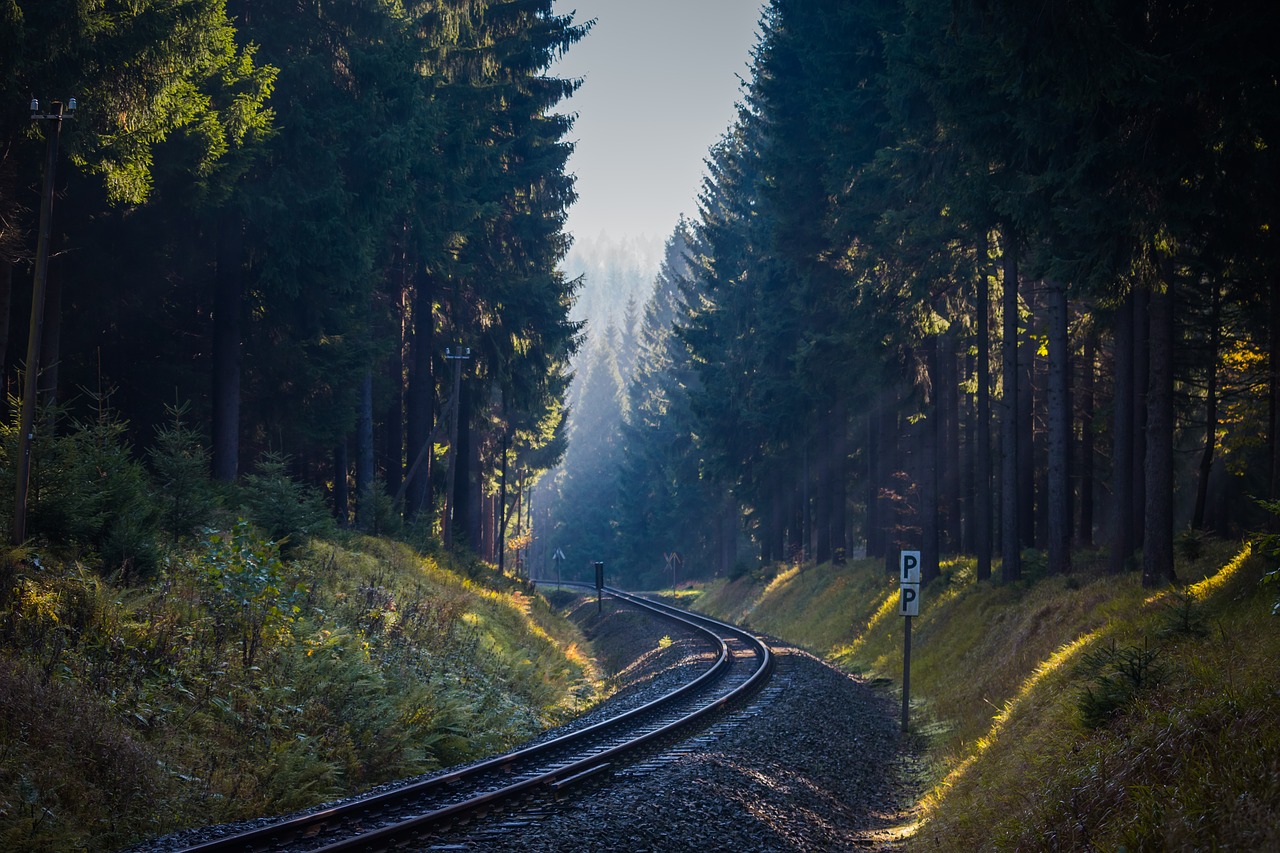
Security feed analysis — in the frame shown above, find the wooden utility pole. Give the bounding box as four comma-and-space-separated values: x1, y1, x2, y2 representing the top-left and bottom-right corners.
14, 98, 73, 545
442, 346, 471, 549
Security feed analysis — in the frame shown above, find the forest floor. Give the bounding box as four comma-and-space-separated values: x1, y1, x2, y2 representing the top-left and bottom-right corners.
686, 538, 1280, 851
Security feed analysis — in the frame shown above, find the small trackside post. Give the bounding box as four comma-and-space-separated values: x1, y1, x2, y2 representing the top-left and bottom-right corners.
899, 550, 922, 733
594, 561, 604, 613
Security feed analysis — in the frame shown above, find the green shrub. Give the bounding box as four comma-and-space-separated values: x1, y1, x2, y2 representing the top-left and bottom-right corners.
21, 398, 160, 579
188, 521, 304, 668
149, 402, 220, 542
238, 453, 333, 551
1076, 638, 1167, 728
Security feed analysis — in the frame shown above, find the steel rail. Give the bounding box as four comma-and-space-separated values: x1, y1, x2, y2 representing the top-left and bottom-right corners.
176, 584, 771, 853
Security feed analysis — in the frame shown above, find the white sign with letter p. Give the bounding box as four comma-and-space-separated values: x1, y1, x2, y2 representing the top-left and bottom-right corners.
899, 550, 922, 616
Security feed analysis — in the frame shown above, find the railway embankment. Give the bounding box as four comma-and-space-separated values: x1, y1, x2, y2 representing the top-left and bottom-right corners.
0, 535, 600, 852
688, 539, 1280, 850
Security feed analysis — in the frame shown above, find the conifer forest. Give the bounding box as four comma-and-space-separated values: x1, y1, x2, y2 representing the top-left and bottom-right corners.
2, 0, 1278, 591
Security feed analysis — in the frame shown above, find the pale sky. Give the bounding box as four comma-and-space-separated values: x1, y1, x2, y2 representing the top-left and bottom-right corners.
551, 1, 764, 246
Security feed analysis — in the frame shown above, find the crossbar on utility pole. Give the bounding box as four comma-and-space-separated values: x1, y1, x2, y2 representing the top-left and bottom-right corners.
13, 98, 74, 545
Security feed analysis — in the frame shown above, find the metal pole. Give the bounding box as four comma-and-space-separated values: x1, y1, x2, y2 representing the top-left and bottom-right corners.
442, 346, 470, 549
13, 100, 66, 545
901, 614, 912, 733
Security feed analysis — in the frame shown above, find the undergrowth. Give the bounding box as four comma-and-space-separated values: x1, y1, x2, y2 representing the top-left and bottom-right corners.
0, 535, 598, 851
689, 537, 1280, 851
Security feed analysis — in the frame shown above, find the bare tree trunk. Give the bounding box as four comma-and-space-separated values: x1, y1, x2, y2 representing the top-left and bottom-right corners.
1270, 280, 1280, 500
211, 213, 244, 482
356, 370, 375, 529
333, 442, 349, 525
941, 334, 962, 551
0, 259, 11, 402
1018, 293, 1036, 550
38, 262, 61, 406
1110, 292, 1136, 573
1001, 235, 1022, 583
976, 250, 993, 580
1132, 287, 1150, 549
1046, 279, 1071, 574
922, 339, 941, 584
381, 266, 405, 498
1143, 282, 1176, 588
1078, 323, 1097, 546
404, 266, 434, 520
831, 394, 848, 563
1193, 281, 1221, 530
814, 419, 832, 564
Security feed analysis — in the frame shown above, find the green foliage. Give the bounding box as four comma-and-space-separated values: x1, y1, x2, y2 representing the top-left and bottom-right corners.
149, 402, 220, 542
238, 453, 333, 551
1251, 498, 1280, 615
189, 521, 302, 668
0, 533, 597, 849
1074, 639, 1167, 729
2, 397, 161, 579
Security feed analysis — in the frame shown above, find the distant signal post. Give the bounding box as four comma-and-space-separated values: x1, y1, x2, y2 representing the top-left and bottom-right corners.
594, 561, 604, 612
899, 550, 922, 733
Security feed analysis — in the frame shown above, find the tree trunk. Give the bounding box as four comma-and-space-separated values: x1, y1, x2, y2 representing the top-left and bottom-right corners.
878, 393, 899, 573
1193, 281, 1220, 530
1270, 280, 1280, 500
0, 259, 11, 403
211, 213, 244, 483
381, 271, 405, 498
333, 442, 349, 524
1143, 282, 1176, 588
1078, 323, 1096, 546
976, 250, 993, 581
941, 333, 962, 551
831, 394, 848, 563
1001, 234, 1022, 583
1018, 294, 1036, 549
38, 261, 62, 406
404, 266, 434, 520
921, 339, 941, 584
1132, 287, 1150, 549
356, 370, 375, 529
867, 408, 881, 558
1046, 279, 1071, 574
814, 425, 831, 564
1110, 292, 1136, 573
498, 430, 509, 575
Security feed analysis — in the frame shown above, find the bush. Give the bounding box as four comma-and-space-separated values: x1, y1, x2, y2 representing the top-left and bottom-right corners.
1076, 638, 1167, 728
149, 402, 220, 542
238, 453, 333, 552
10, 397, 161, 579
188, 521, 304, 668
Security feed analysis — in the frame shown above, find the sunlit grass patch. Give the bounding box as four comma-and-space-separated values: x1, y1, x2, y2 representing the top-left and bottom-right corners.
692, 540, 1279, 851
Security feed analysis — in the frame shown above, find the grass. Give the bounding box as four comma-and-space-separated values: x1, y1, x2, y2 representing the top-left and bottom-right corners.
687, 538, 1280, 851
0, 532, 600, 852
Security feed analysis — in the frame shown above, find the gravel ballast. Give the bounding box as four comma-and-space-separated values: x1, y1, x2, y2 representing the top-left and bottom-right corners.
439, 599, 918, 852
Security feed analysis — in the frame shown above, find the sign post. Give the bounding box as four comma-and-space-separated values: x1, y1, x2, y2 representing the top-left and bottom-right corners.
553, 548, 565, 589
593, 561, 604, 613
899, 550, 922, 733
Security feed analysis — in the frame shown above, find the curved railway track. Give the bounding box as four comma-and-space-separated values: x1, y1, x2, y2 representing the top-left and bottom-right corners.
174, 584, 773, 853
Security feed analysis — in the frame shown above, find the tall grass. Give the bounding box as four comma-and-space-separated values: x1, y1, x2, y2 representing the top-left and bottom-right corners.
0, 535, 599, 851
689, 539, 1280, 850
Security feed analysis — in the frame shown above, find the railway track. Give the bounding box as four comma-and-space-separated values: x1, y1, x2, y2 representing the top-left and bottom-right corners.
174, 584, 773, 853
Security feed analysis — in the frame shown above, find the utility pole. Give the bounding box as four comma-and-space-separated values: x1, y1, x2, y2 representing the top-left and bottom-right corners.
442, 346, 471, 549
13, 97, 75, 545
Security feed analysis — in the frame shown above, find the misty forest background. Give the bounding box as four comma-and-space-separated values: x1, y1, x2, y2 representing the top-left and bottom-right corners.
3, 0, 1280, 594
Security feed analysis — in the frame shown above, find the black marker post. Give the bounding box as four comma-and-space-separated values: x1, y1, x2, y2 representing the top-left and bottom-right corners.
594, 561, 604, 613
899, 550, 921, 733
